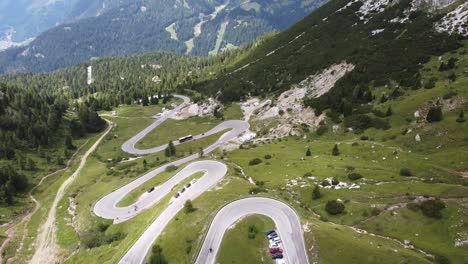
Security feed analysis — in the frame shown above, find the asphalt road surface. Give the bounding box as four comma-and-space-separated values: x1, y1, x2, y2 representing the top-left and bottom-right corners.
195, 197, 309, 264
92, 95, 308, 264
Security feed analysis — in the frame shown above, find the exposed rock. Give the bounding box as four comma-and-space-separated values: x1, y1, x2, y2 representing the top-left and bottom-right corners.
295, 62, 355, 99
435, 2, 468, 37
415, 134, 421, 142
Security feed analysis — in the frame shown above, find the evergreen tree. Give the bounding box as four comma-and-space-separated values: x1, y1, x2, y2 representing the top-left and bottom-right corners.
312, 185, 322, 200
426, 106, 443, 122
184, 200, 195, 213
143, 159, 147, 168
456, 110, 465, 123
332, 144, 340, 156
386, 106, 393, 117
165, 141, 176, 157
306, 148, 312, 157
65, 134, 76, 150
199, 147, 204, 158
150, 245, 168, 264
142, 95, 149, 106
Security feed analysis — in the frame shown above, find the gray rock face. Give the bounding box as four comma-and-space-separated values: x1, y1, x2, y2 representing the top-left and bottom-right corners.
412, 0, 458, 9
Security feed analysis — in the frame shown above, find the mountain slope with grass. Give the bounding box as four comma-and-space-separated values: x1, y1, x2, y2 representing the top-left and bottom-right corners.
189, 0, 465, 103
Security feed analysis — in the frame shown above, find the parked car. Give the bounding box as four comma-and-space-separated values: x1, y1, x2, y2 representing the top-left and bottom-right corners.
272, 237, 281, 243
267, 233, 278, 239
269, 240, 278, 249
270, 247, 283, 254
265, 230, 276, 236
174, 192, 180, 198
180, 187, 186, 193
271, 253, 283, 259
185, 183, 191, 188
147, 187, 155, 193
190, 179, 197, 185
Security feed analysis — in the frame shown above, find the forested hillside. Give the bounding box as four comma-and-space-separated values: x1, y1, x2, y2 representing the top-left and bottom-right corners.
189, 0, 464, 104
0, 83, 106, 205
0, 42, 260, 112
0, 0, 326, 74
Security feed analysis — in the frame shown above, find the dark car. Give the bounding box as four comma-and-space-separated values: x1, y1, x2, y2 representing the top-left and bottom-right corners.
271, 253, 283, 259
174, 192, 180, 198
180, 187, 186, 193
185, 183, 191, 188
267, 233, 278, 239
265, 230, 276, 236
147, 187, 155, 193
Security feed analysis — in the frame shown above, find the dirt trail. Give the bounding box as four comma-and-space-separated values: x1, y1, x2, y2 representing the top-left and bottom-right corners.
0, 137, 93, 264
29, 120, 112, 264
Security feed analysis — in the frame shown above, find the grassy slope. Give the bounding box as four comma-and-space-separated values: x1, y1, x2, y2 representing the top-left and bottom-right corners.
58, 102, 235, 263
2, 132, 103, 262
60, 42, 467, 264
135, 116, 221, 149
216, 215, 275, 264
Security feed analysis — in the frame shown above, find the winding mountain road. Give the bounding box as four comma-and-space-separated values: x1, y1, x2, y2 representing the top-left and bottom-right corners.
195, 197, 309, 264
92, 95, 309, 264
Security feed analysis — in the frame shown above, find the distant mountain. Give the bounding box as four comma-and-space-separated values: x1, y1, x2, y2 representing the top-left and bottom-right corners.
0, 0, 326, 74
0, 0, 132, 47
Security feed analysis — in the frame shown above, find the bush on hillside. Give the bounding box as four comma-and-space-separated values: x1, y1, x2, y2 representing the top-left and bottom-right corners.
312, 185, 322, 200
348, 173, 363, 180
332, 144, 340, 156
419, 199, 446, 219
400, 168, 412, 176
325, 200, 345, 215
248, 158, 262, 166
165, 165, 178, 172
456, 110, 465, 123
264, 154, 272, 159
426, 106, 443, 122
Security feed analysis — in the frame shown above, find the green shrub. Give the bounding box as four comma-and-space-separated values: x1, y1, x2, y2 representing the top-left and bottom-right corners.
419, 199, 446, 219
400, 168, 412, 176
248, 158, 262, 166
434, 255, 451, 264
249, 187, 266, 194
165, 165, 178, 172
312, 185, 322, 200
247, 225, 258, 239
332, 144, 340, 156
184, 200, 195, 213
426, 106, 443, 122
316, 125, 328, 136
264, 154, 272, 159
456, 110, 465, 123
325, 200, 345, 215
348, 173, 363, 180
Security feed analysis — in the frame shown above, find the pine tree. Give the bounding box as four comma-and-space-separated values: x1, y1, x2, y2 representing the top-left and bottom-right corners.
456, 110, 465, 123
199, 147, 204, 158
143, 159, 147, 168
65, 134, 76, 150
165, 141, 176, 157
306, 148, 312, 156
312, 185, 322, 200
386, 106, 393, 117
332, 144, 340, 156
426, 106, 443, 122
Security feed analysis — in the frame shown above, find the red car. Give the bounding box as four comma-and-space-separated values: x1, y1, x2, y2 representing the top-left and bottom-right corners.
270, 247, 283, 254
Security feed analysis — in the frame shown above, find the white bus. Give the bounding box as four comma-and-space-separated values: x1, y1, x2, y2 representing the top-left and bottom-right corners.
178, 135, 193, 143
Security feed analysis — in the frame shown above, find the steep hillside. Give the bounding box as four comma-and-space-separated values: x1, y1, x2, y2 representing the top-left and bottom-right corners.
0, 0, 326, 74
190, 0, 465, 103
